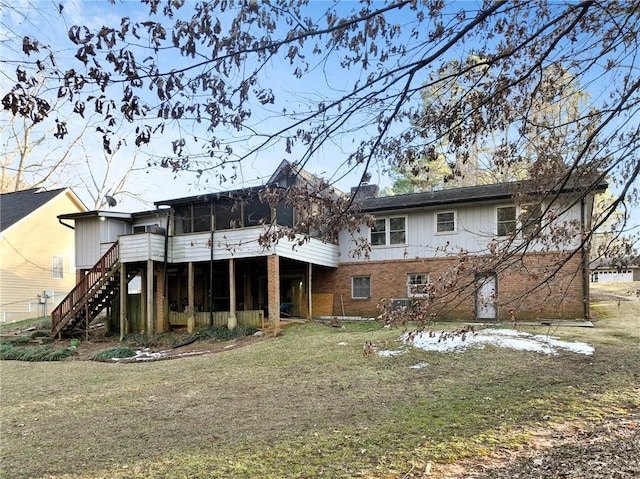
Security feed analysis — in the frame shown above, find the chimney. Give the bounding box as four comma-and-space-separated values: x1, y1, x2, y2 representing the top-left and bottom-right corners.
350, 183, 380, 201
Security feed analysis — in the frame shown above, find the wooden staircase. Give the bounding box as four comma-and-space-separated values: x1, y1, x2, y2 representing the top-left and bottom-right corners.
51, 242, 124, 337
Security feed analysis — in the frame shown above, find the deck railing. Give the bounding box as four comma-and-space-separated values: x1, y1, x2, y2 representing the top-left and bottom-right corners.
51, 242, 120, 336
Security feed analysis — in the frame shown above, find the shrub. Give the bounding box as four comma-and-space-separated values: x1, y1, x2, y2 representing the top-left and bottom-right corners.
91, 347, 136, 362
0, 344, 77, 361
196, 325, 258, 341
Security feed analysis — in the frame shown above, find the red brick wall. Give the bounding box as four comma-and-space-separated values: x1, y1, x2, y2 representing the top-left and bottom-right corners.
312, 252, 586, 320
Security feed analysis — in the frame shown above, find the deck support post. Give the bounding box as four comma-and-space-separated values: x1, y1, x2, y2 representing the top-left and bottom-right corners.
307, 263, 313, 321
119, 262, 127, 341
228, 258, 237, 329
146, 259, 155, 335
187, 262, 195, 333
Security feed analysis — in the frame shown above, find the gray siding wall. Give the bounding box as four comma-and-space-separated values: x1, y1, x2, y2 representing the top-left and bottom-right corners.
339, 200, 583, 263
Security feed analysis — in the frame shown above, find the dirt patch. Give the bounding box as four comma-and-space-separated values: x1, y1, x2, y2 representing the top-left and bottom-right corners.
428, 417, 640, 478
60, 332, 272, 361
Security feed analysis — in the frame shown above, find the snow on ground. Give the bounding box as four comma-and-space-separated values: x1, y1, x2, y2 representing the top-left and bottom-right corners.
111, 348, 211, 362
403, 328, 594, 356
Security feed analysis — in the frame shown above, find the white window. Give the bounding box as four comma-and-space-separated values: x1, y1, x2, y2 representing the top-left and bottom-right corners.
496, 206, 517, 237
371, 219, 386, 246
352, 276, 371, 299
407, 273, 430, 297
52, 256, 64, 279
496, 204, 543, 237
435, 211, 456, 234
370, 216, 406, 246
521, 204, 542, 236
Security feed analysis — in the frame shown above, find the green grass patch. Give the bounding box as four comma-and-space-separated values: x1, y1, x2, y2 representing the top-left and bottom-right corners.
0, 317, 51, 333
1, 300, 639, 479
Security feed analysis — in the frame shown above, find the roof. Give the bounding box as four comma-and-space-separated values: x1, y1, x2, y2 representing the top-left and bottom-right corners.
154, 185, 265, 207
153, 160, 333, 208
357, 177, 609, 213
58, 210, 133, 221
1, 187, 69, 232
590, 256, 640, 270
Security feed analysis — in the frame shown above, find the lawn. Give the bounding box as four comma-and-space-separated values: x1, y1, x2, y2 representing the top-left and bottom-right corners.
1, 285, 639, 479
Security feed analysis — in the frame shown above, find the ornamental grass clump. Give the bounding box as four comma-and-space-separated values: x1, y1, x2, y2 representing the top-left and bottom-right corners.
0, 343, 77, 361
91, 347, 136, 362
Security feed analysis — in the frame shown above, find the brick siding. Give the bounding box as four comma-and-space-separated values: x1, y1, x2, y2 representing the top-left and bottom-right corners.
312, 252, 585, 320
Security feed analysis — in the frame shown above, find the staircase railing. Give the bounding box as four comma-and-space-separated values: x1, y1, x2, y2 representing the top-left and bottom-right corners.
51, 241, 119, 336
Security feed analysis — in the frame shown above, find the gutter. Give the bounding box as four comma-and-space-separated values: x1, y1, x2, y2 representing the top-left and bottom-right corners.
58, 218, 75, 230
581, 197, 589, 319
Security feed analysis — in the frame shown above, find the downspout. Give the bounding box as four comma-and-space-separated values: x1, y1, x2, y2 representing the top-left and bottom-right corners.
163, 208, 171, 311
209, 204, 214, 327
581, 197, 589, 319
58, 218, 75, 230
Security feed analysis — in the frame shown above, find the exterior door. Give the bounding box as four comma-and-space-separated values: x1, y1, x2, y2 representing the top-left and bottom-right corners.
475, 274, 497, 319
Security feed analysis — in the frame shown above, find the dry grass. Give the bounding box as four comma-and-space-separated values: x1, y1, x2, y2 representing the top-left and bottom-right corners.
1, 285, 639, 479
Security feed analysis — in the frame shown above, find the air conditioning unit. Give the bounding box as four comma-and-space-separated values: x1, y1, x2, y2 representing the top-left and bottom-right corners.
391, 298, 413, 311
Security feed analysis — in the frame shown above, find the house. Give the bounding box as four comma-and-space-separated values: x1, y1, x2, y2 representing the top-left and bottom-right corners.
0, 188, 87, 322
52, 161, 606, 337
590, 257, 640, 282
331, 177, 607, 321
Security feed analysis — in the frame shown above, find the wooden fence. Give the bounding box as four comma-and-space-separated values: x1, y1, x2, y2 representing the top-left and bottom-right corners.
169, 310, 265, 329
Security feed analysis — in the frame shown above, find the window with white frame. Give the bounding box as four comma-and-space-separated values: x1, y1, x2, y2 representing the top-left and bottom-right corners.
352, 276, 371, 299
435, 211, 456, 233
370, 216, 406, 246
496, 206, 517, 237
371, 219, 386, 246
52, 256, 64, 279
407, 273, 430, 297
520, 203, 542, 236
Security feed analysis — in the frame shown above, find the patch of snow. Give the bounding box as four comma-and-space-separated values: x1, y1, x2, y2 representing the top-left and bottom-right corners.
112, 349, 167, 362
410, 362, 429, 369
404, 328, 594, 356
175, 350, 210, 357
376, 349, 406, 358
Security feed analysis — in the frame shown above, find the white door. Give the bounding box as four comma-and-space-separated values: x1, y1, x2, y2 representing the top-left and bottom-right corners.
476, 274, 497, 319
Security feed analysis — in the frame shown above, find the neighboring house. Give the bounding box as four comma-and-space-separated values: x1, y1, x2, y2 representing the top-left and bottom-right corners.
0, 188, 87, 322
53, 161, 605, 337
590, 258, 640, 282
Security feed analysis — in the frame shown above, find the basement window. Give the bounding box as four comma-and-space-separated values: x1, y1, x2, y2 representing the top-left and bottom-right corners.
352, 276, 371, 299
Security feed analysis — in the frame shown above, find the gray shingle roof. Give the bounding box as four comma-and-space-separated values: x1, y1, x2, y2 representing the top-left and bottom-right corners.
356, 177, 608, 213
0, 188, 67, 232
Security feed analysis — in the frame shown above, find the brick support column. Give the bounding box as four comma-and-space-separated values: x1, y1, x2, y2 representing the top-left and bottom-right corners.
267, 254, 280, 331
155, 263, 168, 333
